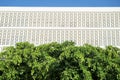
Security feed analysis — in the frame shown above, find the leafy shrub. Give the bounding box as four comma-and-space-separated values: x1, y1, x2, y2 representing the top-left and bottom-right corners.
0, 41, 120, 80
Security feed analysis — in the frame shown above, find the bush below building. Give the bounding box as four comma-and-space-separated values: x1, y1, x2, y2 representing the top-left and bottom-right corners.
0, 41, 120, 80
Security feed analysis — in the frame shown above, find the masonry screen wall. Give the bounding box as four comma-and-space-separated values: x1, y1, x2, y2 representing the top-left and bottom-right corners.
0, 7, 120, 50
0, 12, 120, 27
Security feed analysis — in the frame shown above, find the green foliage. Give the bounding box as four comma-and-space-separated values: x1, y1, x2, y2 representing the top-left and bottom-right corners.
0, 41, 120, 80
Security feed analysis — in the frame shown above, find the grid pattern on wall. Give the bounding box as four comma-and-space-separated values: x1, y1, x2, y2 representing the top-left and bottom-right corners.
0, 7, 120, 51
0, 11, 120, 27
0, 28, 120, 46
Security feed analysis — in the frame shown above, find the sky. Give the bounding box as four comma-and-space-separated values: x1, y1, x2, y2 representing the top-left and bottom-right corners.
0, 0, 120, 7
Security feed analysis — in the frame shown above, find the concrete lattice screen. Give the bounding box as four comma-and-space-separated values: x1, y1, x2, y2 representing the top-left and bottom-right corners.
0, 7, 120, 51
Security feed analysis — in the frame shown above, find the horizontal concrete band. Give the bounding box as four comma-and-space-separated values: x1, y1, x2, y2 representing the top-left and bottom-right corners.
0, 27, 120, 30
0, 7, 120, 11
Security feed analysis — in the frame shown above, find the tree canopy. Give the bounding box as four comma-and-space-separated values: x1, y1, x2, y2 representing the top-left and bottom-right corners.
0, 41, 120, 80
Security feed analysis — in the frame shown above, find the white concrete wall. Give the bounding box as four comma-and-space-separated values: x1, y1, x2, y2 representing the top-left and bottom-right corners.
0, 7, 120, 51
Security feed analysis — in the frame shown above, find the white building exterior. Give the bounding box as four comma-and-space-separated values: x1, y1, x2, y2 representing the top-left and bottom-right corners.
0, 7, 120, 50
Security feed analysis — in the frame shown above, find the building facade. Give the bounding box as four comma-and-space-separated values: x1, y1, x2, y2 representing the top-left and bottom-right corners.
0, 7, 120, 50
